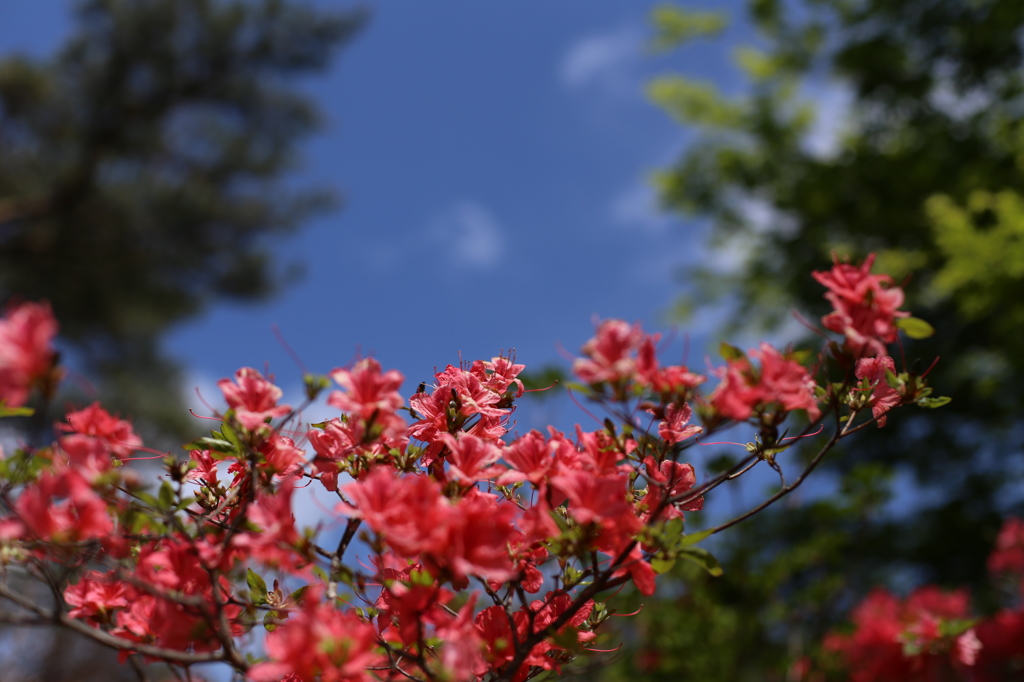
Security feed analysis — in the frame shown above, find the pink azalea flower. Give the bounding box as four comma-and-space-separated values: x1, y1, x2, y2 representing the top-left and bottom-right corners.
0, 301, 58, 407
439, 432, 505, 483
498, 430, 557, 485
218, 367, 291, 431
57, 403, 143, 477
470, 354, 525, 397
825, 587, 974, 682
257, 433, 305, 477
375, 561, 454, 644
435, 594, 486, 680
327, 358, 404, 421
637, 336, 706, 394
573, 319, 644, 384
710, 344, 820, 421
655, 402, 703, 445
813, 253, 908, 358
754, 344, 821, 420
642, 455, 703, 523
60, 402, 142, 457
443, 490, 518, 583
988, 517, 1024, 575
249, 593, 380, 682
186, 448, 219, 487
233, 479, 308, 571
855, 355, 901, 427
64, 570, 129, 622
15, 469, 112, 542
340, 467, 451, 558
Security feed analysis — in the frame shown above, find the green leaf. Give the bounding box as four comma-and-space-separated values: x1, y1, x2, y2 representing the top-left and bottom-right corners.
263, 609, 279, 632
0, 404, 34, 418
0, 450, 46, 484
410, 568, 434, 587
649, 77, 745, 129
662, 516, 685, 539
135, 491, 161, 509
719, 342, 745, 362
918, 396, 952, 408
651, 556, 677, 574
896, 316, 935, 339
789, 349, 814, 366
678, 546, 724, 577
938, 617, 978, 638
734, 46, 780, 80
650, 5, 727, 52
158, 481, 175, 509
678, 527, 715, 547
220, 422, 241, 448
247, 569, 268, 605
289, 585, 309, 606
550, 627, 585, 653
181, 437, 235, 453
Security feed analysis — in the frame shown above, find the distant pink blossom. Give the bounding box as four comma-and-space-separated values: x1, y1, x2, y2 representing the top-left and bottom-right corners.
0, 301, 58, 407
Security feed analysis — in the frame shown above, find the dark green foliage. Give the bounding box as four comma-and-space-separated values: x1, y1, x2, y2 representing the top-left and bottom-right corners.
653, 0, 1024, 568
599, 1, 1024, 677
0, 0, 362, 437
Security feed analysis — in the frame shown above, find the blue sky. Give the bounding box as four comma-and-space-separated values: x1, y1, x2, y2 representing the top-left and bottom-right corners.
1, 0, 817, 507
0, 0, 759, 399
179, 0, 751, 392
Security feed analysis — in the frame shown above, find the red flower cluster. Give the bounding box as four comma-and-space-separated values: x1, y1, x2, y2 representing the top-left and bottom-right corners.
0, 254, 940, 682
112, 536, 243, 654
825, 587, 978, 681
250, 593, 380, 682
0, 301, 58, 407
1, 468, 112, 542
574, 320, 705, 395
710, 343, 820, 422
813, 253, 908, 358
827, 517, 1024, 681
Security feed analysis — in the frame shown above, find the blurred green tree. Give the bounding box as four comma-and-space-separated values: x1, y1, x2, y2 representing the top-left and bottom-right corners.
590, 1, 1024, 678
0, 0, 362, 438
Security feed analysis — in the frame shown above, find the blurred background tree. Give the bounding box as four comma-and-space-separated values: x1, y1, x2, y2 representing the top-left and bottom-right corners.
586, 1, 1024, 679
0, 0, 362, 442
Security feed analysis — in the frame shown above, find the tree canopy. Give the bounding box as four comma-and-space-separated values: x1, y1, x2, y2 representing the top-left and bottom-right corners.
592, 1, 1024, 678
0, 0, 362, 436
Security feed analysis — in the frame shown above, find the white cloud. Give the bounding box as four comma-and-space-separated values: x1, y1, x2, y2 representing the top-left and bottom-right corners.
804, 83, 854, 159
559, 26, 643, 94
610, 180, 674, 233
427, 201, 504, 269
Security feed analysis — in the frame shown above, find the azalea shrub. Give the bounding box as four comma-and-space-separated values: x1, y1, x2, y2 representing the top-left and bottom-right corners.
820, 516, 1024, 682
0, 256, 946, 682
